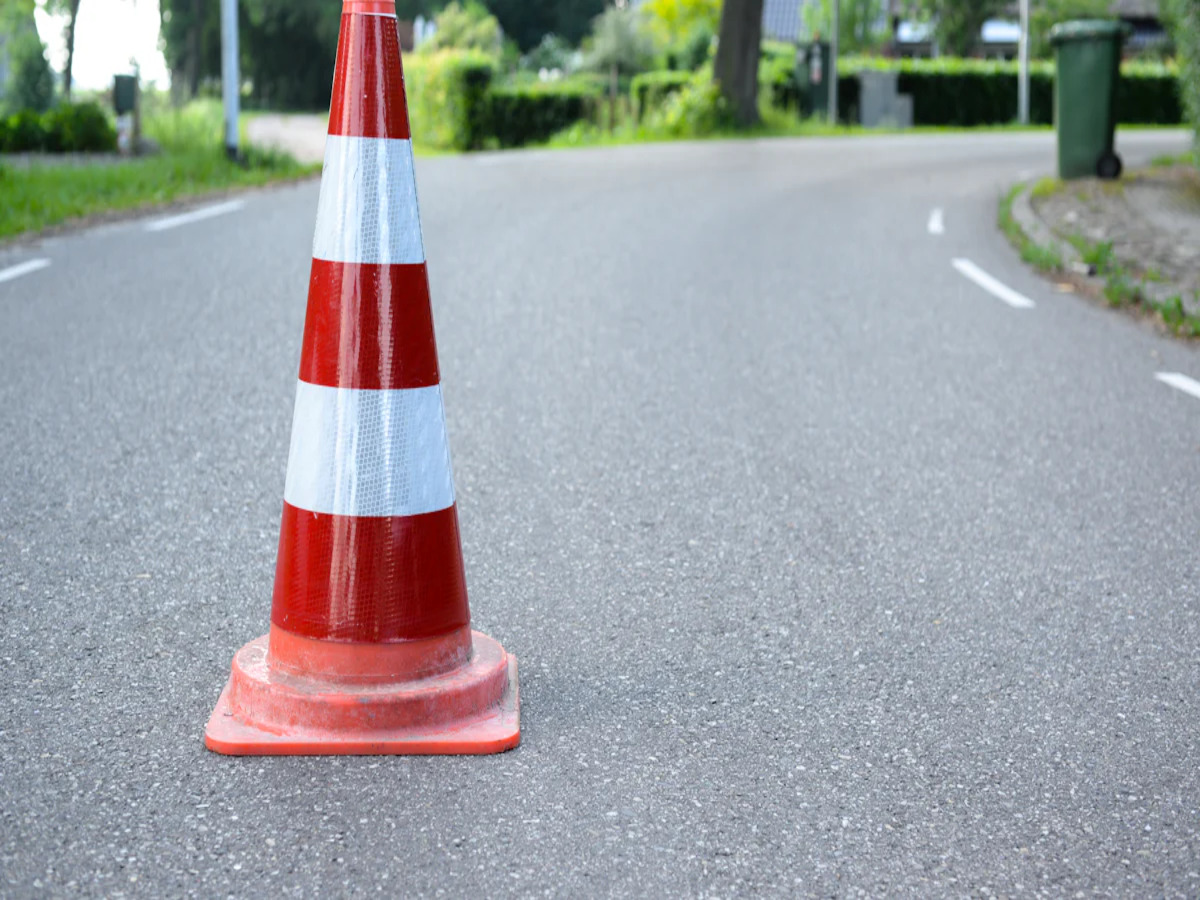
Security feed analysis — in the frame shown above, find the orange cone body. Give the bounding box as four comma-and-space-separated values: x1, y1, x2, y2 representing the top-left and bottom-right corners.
204, 0, 519, 755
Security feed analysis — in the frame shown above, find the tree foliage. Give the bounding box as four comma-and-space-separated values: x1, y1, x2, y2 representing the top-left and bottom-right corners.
918, 0, 1004, 56
584, 5, 654, 75
5, 29, 54, 113
642, 0, 720, 46
802, 0, 888, 52
486, 0, 604, 52
419, 1, 500, 54
159, 0, 340, 109
1030, 0, 1112, 57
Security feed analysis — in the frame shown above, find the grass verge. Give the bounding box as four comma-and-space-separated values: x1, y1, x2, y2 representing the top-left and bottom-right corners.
997, 182, 1063, 271
998, 179, 1200, 339
545, 97, 1055, 151
0, 100, 319, 242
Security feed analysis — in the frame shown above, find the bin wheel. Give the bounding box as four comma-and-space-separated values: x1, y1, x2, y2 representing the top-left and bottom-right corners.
1097, 151, 1122, 180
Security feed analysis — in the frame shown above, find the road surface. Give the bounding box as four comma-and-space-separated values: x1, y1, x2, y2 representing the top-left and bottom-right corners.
2, 131, 1198, 897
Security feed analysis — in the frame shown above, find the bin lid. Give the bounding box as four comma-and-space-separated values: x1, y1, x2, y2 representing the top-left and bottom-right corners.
1049, 19, 1131, 45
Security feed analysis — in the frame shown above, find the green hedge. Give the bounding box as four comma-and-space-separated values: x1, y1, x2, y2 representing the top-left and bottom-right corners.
404, 51, 599, 150
404, 50, 495, 151
486, 82, 600, 148
0, 102, 117, 154
630, 71, 692, 121
775, 56, 1182, 126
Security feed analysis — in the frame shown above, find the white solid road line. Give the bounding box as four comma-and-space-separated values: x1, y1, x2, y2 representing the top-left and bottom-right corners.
145, 199, 246, 232
0, 258, 51, 284
1154, 372, 1200, 401
952, 258, 1036, 309
927, 208, 945, 235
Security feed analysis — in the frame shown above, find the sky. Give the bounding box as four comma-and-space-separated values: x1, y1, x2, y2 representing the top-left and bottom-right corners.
35, 0, 170, 91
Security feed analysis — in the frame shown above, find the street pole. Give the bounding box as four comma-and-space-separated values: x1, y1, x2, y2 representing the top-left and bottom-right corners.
829, 0, 839, 125
1018, 0, 1030, 125
220, 0, 240, 160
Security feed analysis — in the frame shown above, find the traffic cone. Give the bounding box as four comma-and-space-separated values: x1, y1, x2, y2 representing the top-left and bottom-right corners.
204, 0, 519, 755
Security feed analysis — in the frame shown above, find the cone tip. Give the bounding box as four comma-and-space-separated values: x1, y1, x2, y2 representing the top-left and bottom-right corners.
343, 0, 396, 14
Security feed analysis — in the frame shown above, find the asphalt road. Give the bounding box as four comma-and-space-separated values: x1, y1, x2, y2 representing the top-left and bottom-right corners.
2, 130, 1198, 897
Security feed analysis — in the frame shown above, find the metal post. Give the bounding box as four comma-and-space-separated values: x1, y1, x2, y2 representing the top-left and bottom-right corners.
829, 0, 839, 125
220, 0, 240, 160
1018, 0, 1030, 125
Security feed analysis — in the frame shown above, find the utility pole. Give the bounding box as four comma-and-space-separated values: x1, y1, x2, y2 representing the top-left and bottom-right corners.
829, 0, 839, 125
221, 0, 240, 160
1018, 0, 1030, 125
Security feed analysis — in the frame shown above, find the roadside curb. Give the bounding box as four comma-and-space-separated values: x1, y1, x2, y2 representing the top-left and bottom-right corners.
1009, 181, 1089, 274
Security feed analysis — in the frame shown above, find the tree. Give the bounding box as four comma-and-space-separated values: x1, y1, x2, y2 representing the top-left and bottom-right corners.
584, 5, 653, 74
6, 29, 53, 112
41, 0, 83, 100
487, 0, 604, 52
419, 1, 500, 53
713, 0, 763, 125
1030, 0, 1110, 58
919, 0, 1004, 56
642, 0, 720, 47
802, 0, 887, 52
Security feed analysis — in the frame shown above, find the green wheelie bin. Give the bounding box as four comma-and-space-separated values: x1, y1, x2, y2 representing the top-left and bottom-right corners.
1050, 19, 1131, 180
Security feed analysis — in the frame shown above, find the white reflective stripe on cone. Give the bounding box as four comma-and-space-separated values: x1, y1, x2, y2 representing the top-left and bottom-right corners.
284, 381, 455, 517
312, 136, 425, 265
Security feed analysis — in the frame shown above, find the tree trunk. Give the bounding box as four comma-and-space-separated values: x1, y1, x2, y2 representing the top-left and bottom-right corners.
62, 0, 82, 101
713, 0, 764, 126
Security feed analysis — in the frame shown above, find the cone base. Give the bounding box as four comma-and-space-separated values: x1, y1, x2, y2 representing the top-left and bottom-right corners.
204, 631, 519, 756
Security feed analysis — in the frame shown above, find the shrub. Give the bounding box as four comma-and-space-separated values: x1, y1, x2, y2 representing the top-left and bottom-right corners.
760, 42, 800, 111
43, 103, 118, 153
1163, 0, 1200, 153
647, 66, 732, 137
486, 82, 599, 147
630, 70, 692, 120
4, 110, 48, 152
404, 50, 495, 150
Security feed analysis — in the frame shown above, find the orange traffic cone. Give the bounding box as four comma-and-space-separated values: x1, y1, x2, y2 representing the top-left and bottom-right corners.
204, 0, 519, 755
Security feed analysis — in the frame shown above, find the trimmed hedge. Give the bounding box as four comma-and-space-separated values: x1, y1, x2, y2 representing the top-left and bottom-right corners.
1, 103, 118, 154
404, 51, 600, 149
774, 56, 1182, 127
404, 50, 495, 151
630, 70, 692, 121
486, 82, 600, 148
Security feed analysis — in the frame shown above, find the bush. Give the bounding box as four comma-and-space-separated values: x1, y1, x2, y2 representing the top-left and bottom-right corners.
43, 103, 118, 153
760, 42, 800, 111
1163, 0, 1200, 152
630, 70, 692, 120
486, 82, 600, 147
4, 110, 48, 153
404, 50, 495, 150
647, 67, 732, 137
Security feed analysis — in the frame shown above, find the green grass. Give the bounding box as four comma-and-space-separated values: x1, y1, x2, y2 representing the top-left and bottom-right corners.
542, 93, 1055, 152
1149, 149, 1198, 167
0, 100, 318, 241
997, 182, 1063, 271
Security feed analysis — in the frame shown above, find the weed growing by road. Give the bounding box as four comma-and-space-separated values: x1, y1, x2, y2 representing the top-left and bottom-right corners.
998, 183, 1063, 271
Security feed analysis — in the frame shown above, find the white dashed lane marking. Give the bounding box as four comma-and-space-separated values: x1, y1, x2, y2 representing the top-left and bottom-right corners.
952, 258, 1036, 309
145, 199, 246, 232
0, 258, 51, 284
1155, 372, 1200, 402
